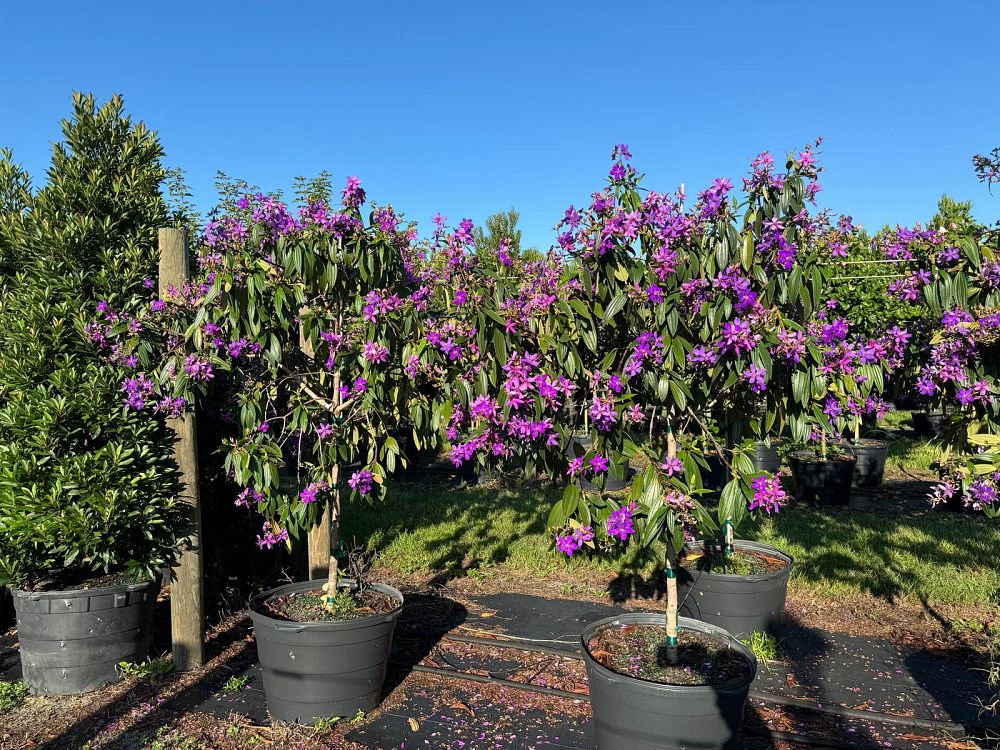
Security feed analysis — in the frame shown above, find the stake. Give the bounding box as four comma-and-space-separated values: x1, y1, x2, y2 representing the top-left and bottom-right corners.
663, 422, 679, 665
664, 545, 679, 666
158, 227, 205, 670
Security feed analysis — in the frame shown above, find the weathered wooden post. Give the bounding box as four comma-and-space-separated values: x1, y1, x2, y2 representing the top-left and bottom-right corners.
158, 227, 205, 669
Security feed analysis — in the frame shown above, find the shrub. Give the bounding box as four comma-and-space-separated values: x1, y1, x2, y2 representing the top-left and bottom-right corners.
0, 94, 184, 590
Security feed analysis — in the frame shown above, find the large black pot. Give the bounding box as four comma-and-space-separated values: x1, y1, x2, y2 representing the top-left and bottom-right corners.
0, 586, 12, 628
701, 453, 728, 494
678, 540, 793, 639
751, 441, 781, 474
13, 579, 159, 695
911, 411, 946, 438
848, 439, 888, 489
566, 435, 634, 491
582, 613, 757, 750
787, 451, 856, 506
249, 579, 403, 724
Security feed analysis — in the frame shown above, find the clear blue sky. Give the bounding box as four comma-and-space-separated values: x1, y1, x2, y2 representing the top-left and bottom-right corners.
2, 1, 998, 248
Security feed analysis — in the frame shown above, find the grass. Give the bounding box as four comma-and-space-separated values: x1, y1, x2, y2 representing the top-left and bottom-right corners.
0, 681, 28, 713
223, 675, 251, 693
743, 631, 779, 664
117, 657, 173, 680
885, 436, 941, 474
344, 477, 1000, 609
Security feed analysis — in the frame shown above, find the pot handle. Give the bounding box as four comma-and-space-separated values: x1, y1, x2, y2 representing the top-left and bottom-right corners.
273, 624, 305, 633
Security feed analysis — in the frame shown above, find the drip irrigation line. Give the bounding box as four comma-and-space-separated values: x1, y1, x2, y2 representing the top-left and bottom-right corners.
411, 663, 586, 702
432, 632, 989, 734
446, 632, 581, 658
746, 691, 969, 735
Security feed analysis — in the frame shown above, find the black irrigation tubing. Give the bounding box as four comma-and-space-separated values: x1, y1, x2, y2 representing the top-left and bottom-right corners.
436, 632, 980, 735
411, 663, 585, 702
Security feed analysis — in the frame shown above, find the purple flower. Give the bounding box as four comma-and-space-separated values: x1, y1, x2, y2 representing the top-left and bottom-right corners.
744, 363, 767, 394
183, 355, 214, 381
606, 503, 636, 541
300, 481, 326, 505
572, 525, 595, 546
749, 474, 787, 514
349, 470, 374, 495
589, 454, 609, 473
362, 341, 389, 364
235, 487, 264, 507
556, 534, 579, 556
661, 456, 683, 476
256, 522, 289, 550
567, 457, 585, 476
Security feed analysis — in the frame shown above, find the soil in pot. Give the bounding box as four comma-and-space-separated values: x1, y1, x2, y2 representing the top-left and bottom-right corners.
788, 450, 856, 505
586, 623, 751, 686
682, 548, 786, 576
848, 438, 888, 489
249, 579, 403, 724
262, 586, 398, 622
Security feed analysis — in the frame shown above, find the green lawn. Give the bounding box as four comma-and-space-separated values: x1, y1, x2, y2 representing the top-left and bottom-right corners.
343, 480, 1000, 609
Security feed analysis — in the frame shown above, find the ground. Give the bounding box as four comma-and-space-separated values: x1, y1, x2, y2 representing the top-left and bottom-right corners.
1, 414, 999, 749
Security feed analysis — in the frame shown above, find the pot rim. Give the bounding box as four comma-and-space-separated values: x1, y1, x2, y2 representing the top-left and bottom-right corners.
580, 613, 757, 694
682, 539, 794, 581
787, 449, 857, 464
846, 438, 888, 449
13, 578, 159, 600
248, 578, 404, 632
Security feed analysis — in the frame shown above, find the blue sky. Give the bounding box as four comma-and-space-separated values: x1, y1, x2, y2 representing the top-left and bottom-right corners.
2, 1, 998, 248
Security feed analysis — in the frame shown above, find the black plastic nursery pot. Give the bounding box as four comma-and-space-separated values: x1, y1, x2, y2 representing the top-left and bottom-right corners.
12, 579, 160, 695
678, 540, 793, 639
0, 586, 12, 628
249, 579, 403, 724
751, 440, 781, 474
911, 411, 946, 438
787, 450, 856, 506
581, 613, 757, 750
566, 434, 635, 491
848, 439, 888, 489
702, 453, 728, 494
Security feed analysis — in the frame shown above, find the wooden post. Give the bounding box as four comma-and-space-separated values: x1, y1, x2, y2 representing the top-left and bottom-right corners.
308, 505, 332, 580
159, 227, 205, 669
